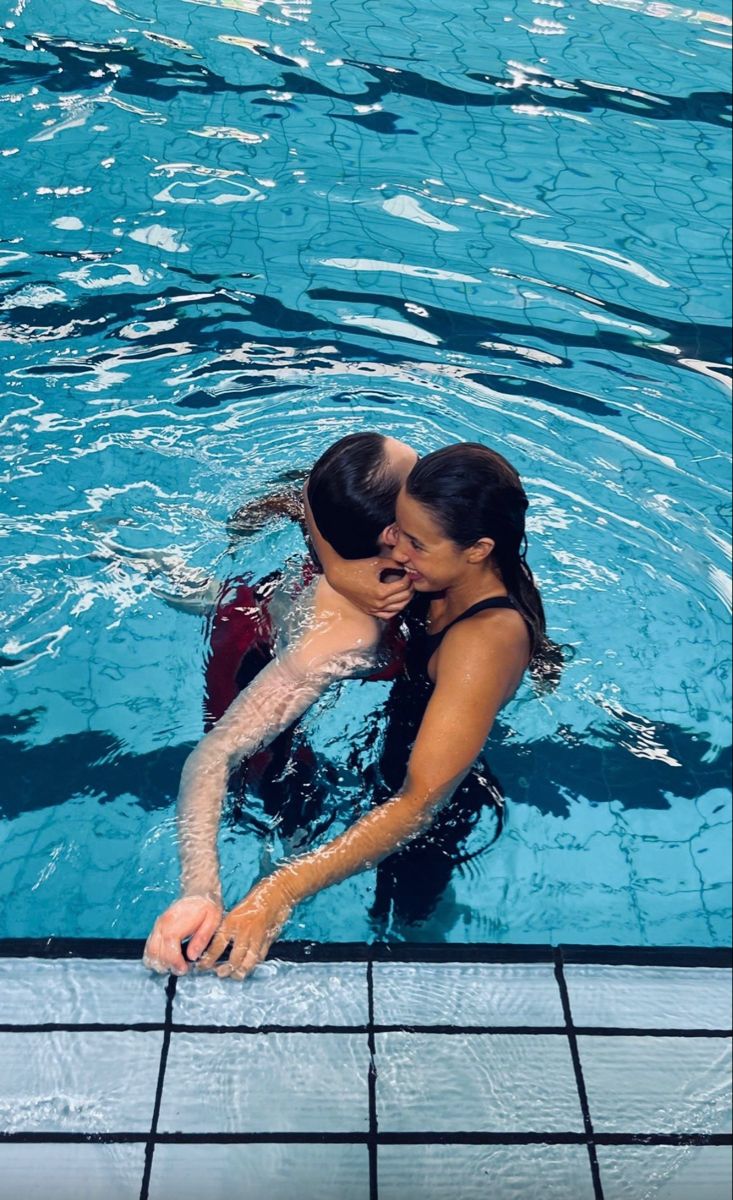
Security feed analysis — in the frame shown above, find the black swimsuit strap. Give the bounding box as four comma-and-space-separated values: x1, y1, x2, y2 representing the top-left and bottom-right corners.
425, 596, 518, 650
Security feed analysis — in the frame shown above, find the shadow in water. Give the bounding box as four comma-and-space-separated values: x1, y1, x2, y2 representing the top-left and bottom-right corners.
2, 36, 730, 129
1, 706, 729, 822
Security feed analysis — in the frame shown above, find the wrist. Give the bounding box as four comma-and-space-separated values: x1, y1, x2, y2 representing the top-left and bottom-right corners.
181, 885, 222, 906
267, 864, 307, 908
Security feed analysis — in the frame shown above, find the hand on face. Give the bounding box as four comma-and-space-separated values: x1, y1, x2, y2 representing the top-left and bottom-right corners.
143, 895, 223, 976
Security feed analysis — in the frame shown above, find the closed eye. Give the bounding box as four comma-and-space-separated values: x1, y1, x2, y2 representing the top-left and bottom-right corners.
399, 526, 426, 551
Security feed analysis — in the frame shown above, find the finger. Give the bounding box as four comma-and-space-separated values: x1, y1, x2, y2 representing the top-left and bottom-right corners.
143, 929, 164, 973
162, 936, 189, 976
187, 911, 221, 963
375, 603, 410, 620
379, 555, 405, 573
378, 579, 410, 601
228, 948, 261, 981
196, 929, 230, 971
378, 585, 413, 606
376, 598, 409, 614
216, 934, 250, 979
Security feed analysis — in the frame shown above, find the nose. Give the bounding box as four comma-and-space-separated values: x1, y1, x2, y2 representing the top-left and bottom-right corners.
390, 532, 410, 564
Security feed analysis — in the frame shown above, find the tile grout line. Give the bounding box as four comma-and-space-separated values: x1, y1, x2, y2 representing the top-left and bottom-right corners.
367, 958, 379, 1200
1, 939, 729, 967
554, 948, 605, 1200
139, 973, 177, 1200
1, 1021, 731, 1037
1, 1131, 731, 1146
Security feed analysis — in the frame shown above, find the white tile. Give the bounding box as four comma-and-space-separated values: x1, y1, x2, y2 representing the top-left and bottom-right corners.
598, 1144, 733, 1200
148, 1142, 369, 1200
376, 1033, 584, 1132
373, 962, 564, 1026
564, 965, 732, 1030
158, 1032, 369, 1132
0, 1031, 163, 1132
172, 960, 367, 1026
0, 958, 167, 1025
379, 1144, 596, 1200
0, 1142, 145, 1200
578, 1036, 732, 1133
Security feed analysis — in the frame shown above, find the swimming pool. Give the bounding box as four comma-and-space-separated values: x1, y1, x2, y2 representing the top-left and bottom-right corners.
0, 0, 730, 947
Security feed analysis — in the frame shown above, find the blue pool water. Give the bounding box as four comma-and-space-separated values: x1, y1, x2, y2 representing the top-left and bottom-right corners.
0, 0, 730, 947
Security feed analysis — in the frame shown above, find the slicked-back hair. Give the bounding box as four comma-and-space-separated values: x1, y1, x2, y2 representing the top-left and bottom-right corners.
307, 432, 399, 559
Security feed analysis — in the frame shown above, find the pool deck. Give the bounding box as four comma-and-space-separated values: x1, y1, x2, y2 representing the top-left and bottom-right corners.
0, 940, 730, 1200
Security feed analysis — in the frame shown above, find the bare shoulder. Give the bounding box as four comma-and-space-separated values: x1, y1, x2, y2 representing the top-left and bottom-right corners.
446, 604, 530, 661
312, 576, 380, 648
435, 606, 530, 699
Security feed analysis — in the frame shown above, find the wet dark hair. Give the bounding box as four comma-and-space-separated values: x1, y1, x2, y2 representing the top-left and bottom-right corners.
307, 432, 401, 559
406, 443, 562, 687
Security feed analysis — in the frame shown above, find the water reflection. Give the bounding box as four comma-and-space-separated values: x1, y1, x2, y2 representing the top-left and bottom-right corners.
0, 0, 730, 942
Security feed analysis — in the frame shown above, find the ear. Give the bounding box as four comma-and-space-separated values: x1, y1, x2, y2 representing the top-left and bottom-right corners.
380, 522, 399, 548
466, 537, 494, 564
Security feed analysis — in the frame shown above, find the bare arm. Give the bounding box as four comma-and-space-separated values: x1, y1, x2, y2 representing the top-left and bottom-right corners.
226, 486, 306, 549
177, 603, 377, 900
143, 577, 380, 974
199, 611, 529, 978
303, 486, 413, 619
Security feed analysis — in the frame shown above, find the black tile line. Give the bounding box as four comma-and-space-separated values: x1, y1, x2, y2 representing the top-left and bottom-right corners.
375, 1133, 733, 1147
554, 949, 605, 1200
0, 938, 549, 962
370, 1024, 733, 1038
0, 1022, 370, 1035
1, 1131, 730, 1147
167, 1021, 733, 1039
139, 973, 177, 1200
558, 945, 732, 969
375, 1133, 733, 1148
589, 1133, 733, 1147
366, 960, 378, 1200
2, 1021, 730, 1037
0, 1023, 168, 1033
571, 1026, 733, 1039
1, 938, 729, 967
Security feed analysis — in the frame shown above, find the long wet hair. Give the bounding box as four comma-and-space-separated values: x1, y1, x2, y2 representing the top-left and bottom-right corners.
406, 443, 562, 686
307, 432, 400, 559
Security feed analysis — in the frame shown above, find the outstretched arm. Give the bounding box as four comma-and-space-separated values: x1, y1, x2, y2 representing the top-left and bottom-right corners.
143, 578, 380, 975
199, 612, 529, 979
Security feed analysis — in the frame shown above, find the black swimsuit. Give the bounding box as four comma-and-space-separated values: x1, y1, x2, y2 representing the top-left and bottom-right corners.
371, 592, 525, 929
410, 593, 522, 683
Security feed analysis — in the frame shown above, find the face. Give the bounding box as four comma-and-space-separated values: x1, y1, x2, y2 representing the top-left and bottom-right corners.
384, 488, 476, 590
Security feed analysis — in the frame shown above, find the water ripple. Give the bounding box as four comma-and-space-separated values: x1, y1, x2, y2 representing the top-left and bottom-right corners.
0, 0, 729, 945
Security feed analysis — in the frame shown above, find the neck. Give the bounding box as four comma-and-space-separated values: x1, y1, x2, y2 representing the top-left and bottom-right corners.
438, 564, 507, 619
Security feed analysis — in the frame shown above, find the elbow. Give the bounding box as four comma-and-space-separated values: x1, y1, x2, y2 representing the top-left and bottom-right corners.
402, 769, 458, 816
392, 788, 442, 844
